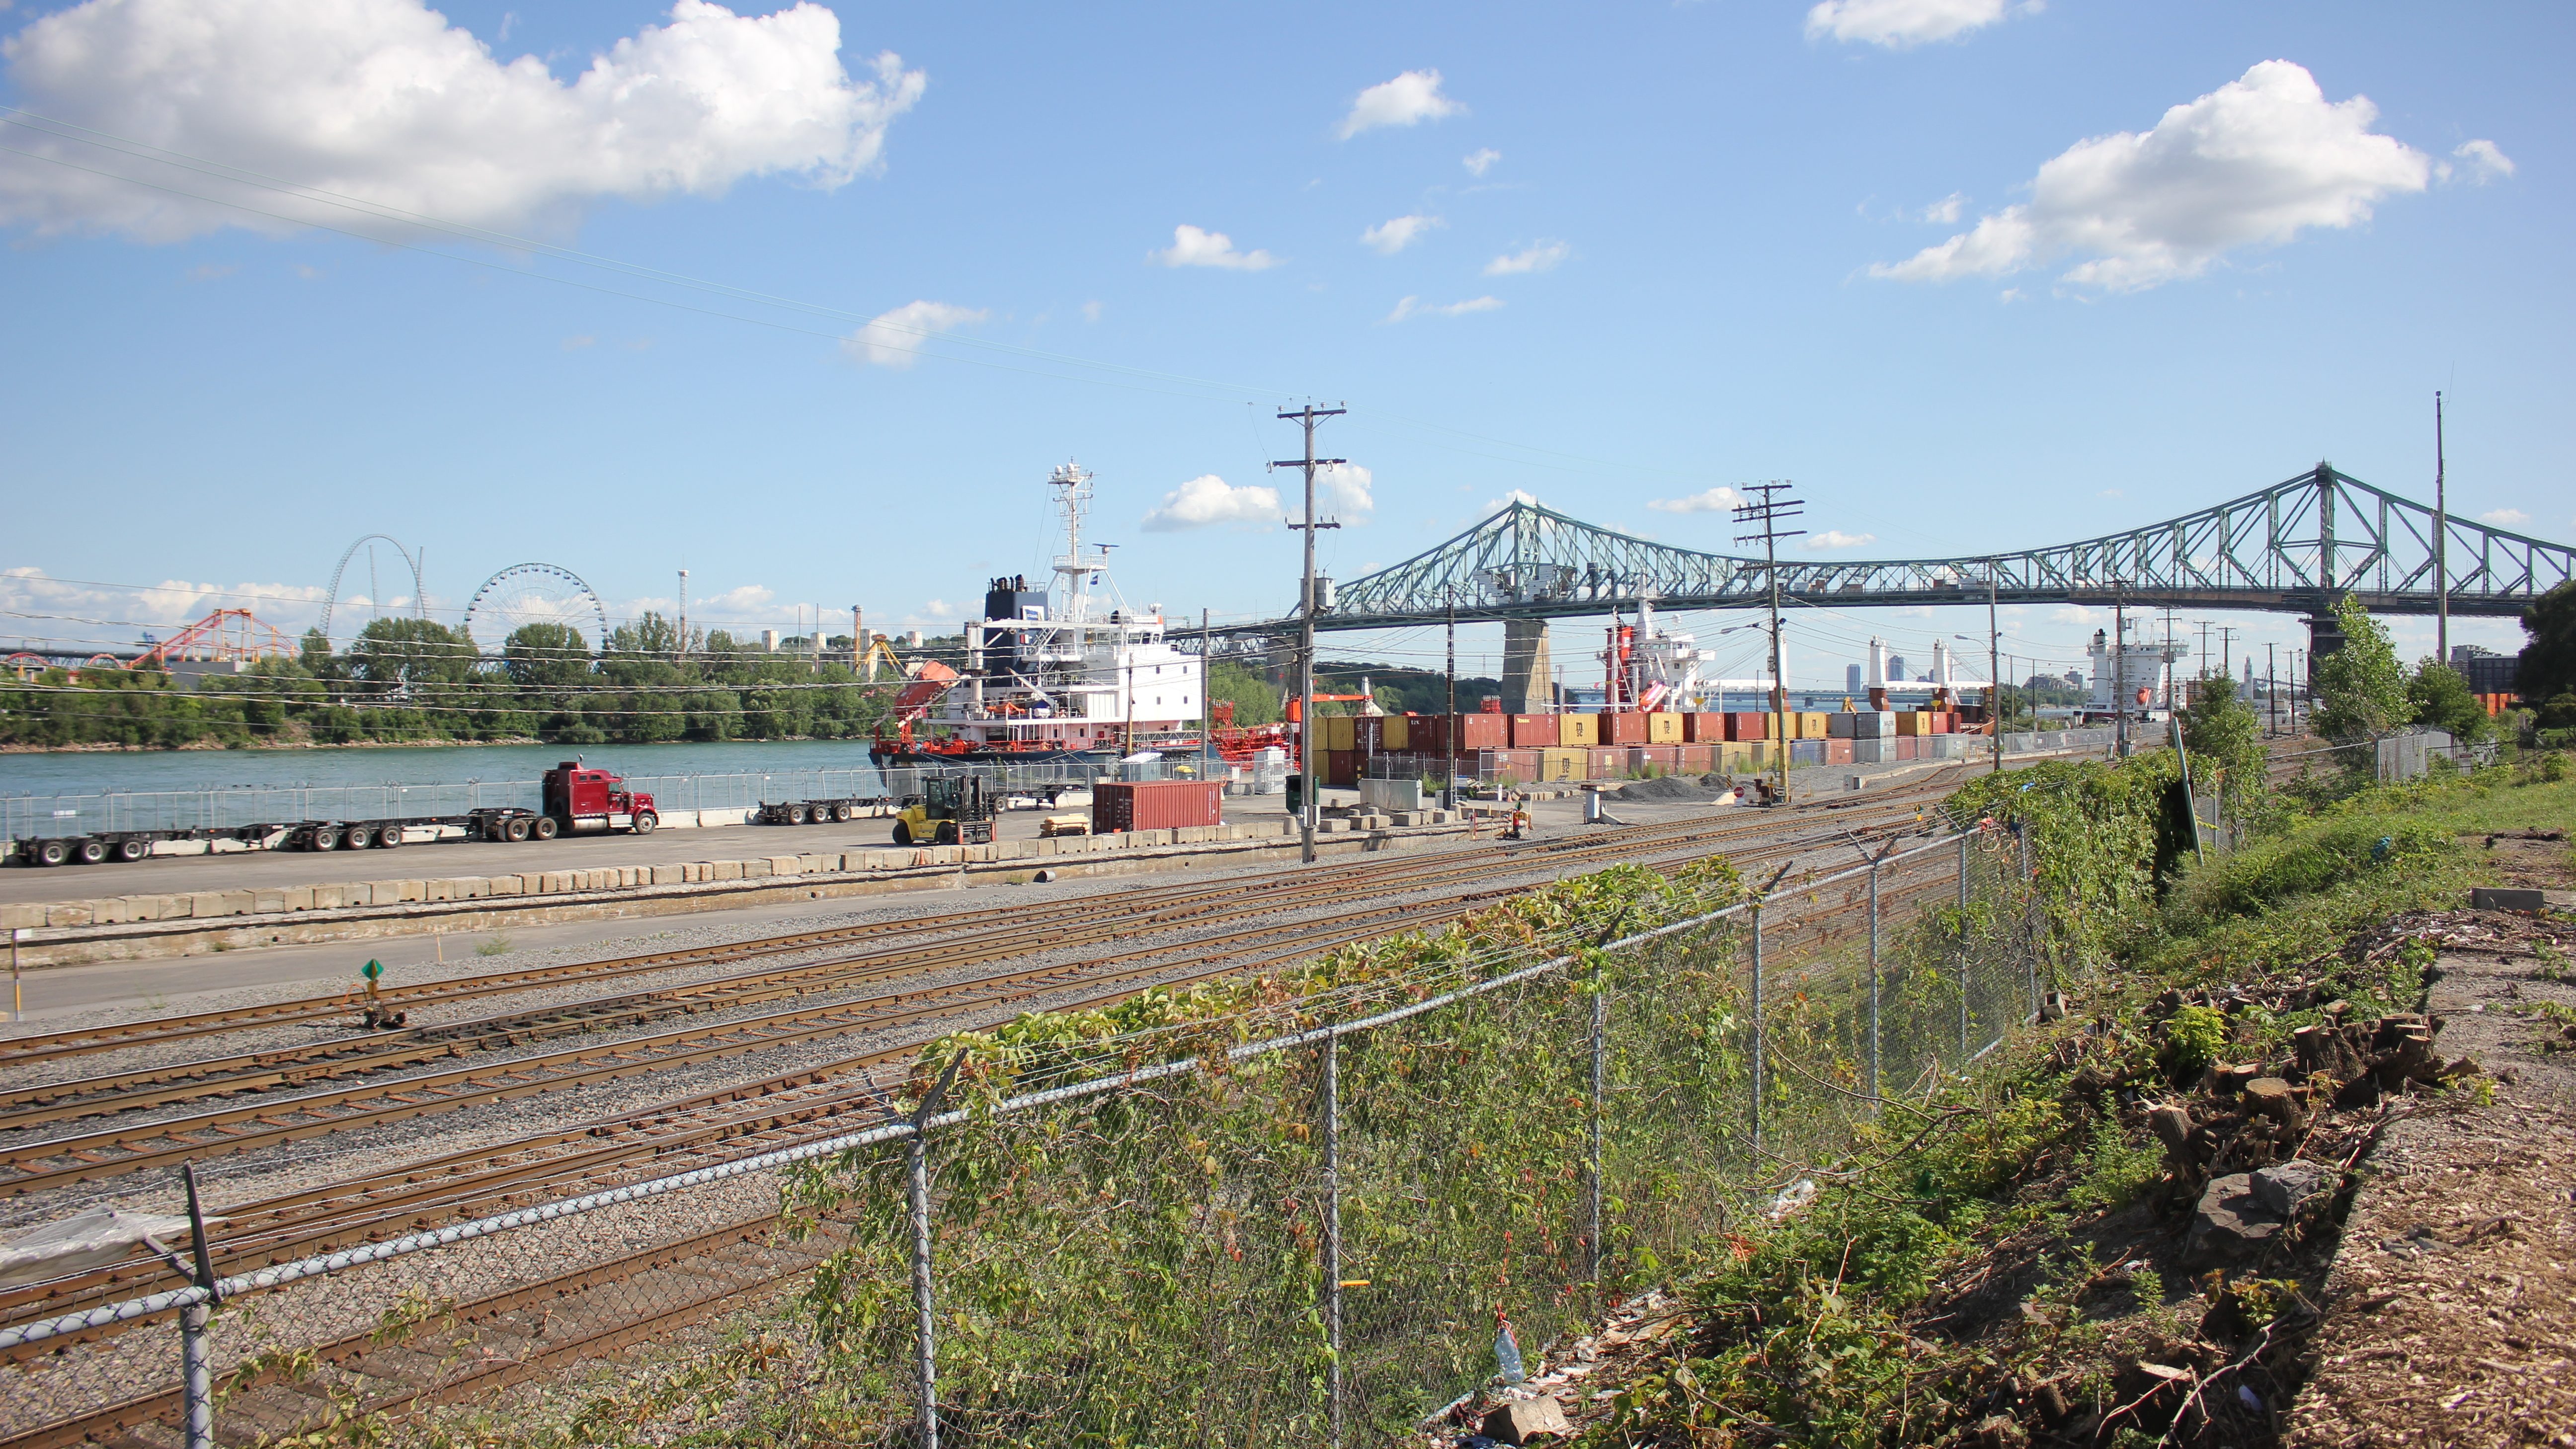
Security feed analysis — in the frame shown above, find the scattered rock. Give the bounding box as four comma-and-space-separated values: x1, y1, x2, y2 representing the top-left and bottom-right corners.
2187, 1173, 2285, 1264
1478, 1395, 1573, 1445
2251, 1159, 2332, 1217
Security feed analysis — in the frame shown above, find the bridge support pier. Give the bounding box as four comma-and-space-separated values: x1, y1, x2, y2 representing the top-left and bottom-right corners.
1502, 619, 1552, 714
2304, 607, 2346, 688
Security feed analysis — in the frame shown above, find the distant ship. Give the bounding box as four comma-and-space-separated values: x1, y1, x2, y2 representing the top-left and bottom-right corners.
871, 463, 1287, 770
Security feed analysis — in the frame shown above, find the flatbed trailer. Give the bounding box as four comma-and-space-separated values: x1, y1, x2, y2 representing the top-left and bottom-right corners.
751, 796, 895, 826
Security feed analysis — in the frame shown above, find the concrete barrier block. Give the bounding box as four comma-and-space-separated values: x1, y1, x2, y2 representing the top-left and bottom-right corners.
91, 899, 129, 925
449, 879, 483, 901
47, 902, 94, 928
712, 860, 742, 881
742, 859, 773, 879
766, 856, 804, 877
536, 872, 570, 893
799, 854, 830, 874
489, 876, 524, 896
0, 903, 44, 931
417, 880, 447, 903
280, 887, 314, 911
398, 881, 424, 903
928, 846, 963, 866
964, 844, 998, 862
216, 889, 255, 915
1028, 839, 1058, 857
115, 895, 160, 922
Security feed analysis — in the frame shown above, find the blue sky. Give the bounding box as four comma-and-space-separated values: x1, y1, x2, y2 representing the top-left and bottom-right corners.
1, 0, 2567, 690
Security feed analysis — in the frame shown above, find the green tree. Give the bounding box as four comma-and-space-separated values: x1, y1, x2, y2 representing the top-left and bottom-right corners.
2311, 594, 2408, 746
502, 623, 594, 691
2178, 671, 2269, 827
1207, 659, 1281, 726
2517, 580, 2576, 704
2406, 658, 2491, 743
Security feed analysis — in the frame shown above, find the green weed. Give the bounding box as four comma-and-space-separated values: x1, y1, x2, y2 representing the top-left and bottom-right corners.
474, 934, 511, 956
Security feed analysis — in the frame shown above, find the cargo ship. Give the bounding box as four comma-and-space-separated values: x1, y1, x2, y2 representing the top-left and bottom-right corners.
871, 463, 1278, 769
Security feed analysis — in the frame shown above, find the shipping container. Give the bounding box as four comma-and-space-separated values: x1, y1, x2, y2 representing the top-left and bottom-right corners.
1928, 712, 1954, 734
1646, 712, 1684, 744
1092, 780, 1223, 833
1894, 736, 1918, 761
1679, 744, 1717, 773
1558, 713, 1600, 746
1490, 747, 1541, 787
1509, 713, 1559, 748
1321, 749, 1359, 789
1598, 712, 1648, 745
1680, 712, 1724, 743
1798, 713, 1830, 740
1379, 715, 1409, 751
1724, 712, 1770, 742
1538, 747, 1588, 782
1721, 741, 1766, 772
1637, 745, 1684, 773
1824, 738, 1855, 766
1321, 716, 1358, 752
1450, 713, 1508, 751
1790, 739, 1826, 765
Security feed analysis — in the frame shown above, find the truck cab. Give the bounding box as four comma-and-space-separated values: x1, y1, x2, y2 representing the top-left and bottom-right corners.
543, 762, 659, 835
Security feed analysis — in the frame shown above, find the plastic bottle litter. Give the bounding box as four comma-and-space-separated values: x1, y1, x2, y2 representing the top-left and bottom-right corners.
1493, 1313, 1526, 1384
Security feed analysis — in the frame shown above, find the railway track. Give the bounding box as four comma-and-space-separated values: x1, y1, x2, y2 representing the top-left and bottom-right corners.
0, 781, 1972, 1445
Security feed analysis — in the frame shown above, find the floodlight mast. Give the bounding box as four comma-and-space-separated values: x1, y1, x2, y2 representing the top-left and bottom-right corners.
1732, 483, 1805, 806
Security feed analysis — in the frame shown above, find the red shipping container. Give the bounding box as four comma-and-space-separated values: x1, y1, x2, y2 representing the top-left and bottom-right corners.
1450, 713, 1508, 751
1927, 713, 1953, 735
1322, 749, 1360, 789
1092, 780, 1223, 833
1638, 745, 1683, 772
1679, 744, 1717, 773
1894, 736, 1918, 761
1680, 712, 1723, 742
1491, 748, 1541, 784
1509, 713, 1558, 748
1598, 711, 1648, 744
1824, 738, 1855, 766
1721, 712, 1766, 742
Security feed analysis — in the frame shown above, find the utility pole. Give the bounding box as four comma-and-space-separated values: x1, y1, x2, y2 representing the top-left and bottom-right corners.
2267, 642, 2278, 737
677, 568, 689, 663
2217, 626, 2238, 696
1274, 404, 1346, 866
1444, 588, 1457, 810
1987, 566, 2003, 775
1733, 483, 1805, 804
1201, 608, 1212, 782
2112, 579, 2129, 759
2435, 391, 2449, 667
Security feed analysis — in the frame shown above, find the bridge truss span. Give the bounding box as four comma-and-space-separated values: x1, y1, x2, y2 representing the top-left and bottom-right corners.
1275, 463, 2573, 636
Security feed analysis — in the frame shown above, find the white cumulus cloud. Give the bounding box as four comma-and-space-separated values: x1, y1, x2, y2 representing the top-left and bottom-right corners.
1360, 213, 1443, 254
1336, 69, 1465, 140
843, 299, 988, 368
1484, 241, 1571, 276
2478, 508, 2530, 528
1647, 486, 1746, 514
1150, 224, 1278, 270
1384, 295, 1503, 322
1872, 61, 2432, 293
1485, 489, 1540, 511
1803, 530, 1879, 551
1462, 148, 1501, 177
2447, 139, 2515, 184
1319, 463, 1374, 519
0, 0, 926, 242
1805, 0, 2027, 49
1141, 475, 1280, 532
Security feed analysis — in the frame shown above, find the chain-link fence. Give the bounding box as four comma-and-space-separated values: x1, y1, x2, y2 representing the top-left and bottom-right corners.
0, 826, 2048, 1448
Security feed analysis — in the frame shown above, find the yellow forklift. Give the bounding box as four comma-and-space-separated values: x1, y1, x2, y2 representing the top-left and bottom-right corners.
891, 773, 998, 846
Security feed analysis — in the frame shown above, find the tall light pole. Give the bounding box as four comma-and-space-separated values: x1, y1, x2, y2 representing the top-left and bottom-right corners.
1986, 568, 2002, 774
2434, 391, 2449, 667
2111, 578, 2130, 759
1274, 404, 1345, 864
1732, 483, 1804, 805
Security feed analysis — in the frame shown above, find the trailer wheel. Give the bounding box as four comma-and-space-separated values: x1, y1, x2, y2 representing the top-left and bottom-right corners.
115, 837, 149, 863
533, 816, 559, 841
784, 803, 809, 825
343, 824, 375, 850
76, 837, 108, 865
33, 839, 70, 867
632, 811, 657, 835
832, 803, 853, 822
376, 825, 404, 849
506, 816, 533, 843
313, 828, 341, 852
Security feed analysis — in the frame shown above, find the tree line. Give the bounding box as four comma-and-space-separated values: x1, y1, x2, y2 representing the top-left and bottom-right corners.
0, 612, 903, 750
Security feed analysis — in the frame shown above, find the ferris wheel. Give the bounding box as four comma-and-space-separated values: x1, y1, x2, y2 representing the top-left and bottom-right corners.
464, 563, 610, 651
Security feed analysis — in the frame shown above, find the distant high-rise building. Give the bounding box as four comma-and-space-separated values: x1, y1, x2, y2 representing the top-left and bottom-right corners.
1846, 663, 1862, 694
1886, 654, 1908, 680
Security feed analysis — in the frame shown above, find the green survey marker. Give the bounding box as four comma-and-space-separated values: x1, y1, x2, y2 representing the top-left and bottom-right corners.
361, 959, 384, 981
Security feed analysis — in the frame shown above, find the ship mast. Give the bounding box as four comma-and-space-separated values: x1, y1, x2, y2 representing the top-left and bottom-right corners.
1049, 461, 1095, 624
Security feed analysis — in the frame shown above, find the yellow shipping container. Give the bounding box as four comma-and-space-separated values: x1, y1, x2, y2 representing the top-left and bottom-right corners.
1538, 747, 1589, 782
1322, 716, 1358, 752
1721, 741, 1765, 771
1558, 713, 1600, 746
1798, 712, 1830, 739
1647, 712, 1684, 743
1379, 714, 1409, 750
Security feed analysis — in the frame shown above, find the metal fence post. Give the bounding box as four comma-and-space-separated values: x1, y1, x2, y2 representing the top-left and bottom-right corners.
1585, 962, 1607, 1294
2018, 828, 2037, 1017
1957, 833, 1972, 1060
908, 1054, 964, 1449
1322, 1030, 1344, 1449
178, 1162, 219, 1449
1865, 858, 1881, 1103
1749, 901, 1765, 1157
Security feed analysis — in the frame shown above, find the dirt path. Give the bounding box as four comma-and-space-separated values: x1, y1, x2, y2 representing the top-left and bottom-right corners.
2286, 860, 2576, 1447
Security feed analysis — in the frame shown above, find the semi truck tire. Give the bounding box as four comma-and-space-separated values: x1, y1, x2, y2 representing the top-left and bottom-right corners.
343, 825, 376, 850
313, 828, 341, 851
376, 825, 403, 849
34, 839, 70, 867
115, 837, 149, 862
632, 812, 657, 835
76, 838, 108, 865
506, 816, 533, 843
784, 803, 809, 825
534, 816, 560, 840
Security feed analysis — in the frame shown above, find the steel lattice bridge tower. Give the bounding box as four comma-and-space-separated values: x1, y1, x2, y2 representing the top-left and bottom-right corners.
1222, 464, 2571, 657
